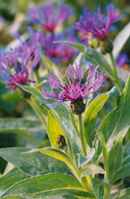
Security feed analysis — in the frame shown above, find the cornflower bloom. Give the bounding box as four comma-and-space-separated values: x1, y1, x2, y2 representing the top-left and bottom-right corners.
76, 4, 120, 42
43, 64, 104, 114
27, 3, 73, 33
41, 30, 77, 64
0, 37, 40, 89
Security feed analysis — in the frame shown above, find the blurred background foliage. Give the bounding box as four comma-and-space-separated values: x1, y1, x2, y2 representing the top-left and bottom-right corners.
0, 0, 130, 178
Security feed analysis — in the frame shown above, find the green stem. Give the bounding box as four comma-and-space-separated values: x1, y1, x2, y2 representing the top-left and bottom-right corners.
71, 112, 79, 136
79, 114, 87, 156
103, 145, 110, 199
104, 183, 110, 199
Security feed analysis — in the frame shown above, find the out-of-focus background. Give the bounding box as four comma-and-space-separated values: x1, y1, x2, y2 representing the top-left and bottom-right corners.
0, 0, 130, 52
0, 0, 130, 175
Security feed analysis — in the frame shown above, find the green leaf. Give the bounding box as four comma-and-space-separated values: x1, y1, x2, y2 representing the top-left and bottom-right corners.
0, 117, 46, 147
24, 85, 80, 153
84, 94, 109, 120
84, 93, 109, 146
48, 110, 66, 148
0, 169, 27, 197
0, 117, 40, 129
53, 104, 81, 159
108, 139, 123, 182
21, 85, 49, 113
0, 147, 51, 175
114, 188, 130, 199
39, 147, 81, 182
112, 163, 130, 183
1, 173, 93, 198
54, 41, 86, 52
85, 48, 122, 92
85, 48, 114, 78
113, 22, 130, 59
27, 96, 47, 131
107, 142, 130, 183
1, 196, 24, 199
98, 77, 130, 142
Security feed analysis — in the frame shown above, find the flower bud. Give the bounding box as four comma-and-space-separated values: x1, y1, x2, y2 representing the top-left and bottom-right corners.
71, 99, 86, 115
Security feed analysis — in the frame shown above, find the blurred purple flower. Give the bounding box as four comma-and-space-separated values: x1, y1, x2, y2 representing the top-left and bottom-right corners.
0, 36, 41, 89
8, 70, 31, 90
43, 64, 104, 102
41, 31, 77, 64
116, 53, 128, 68
27, 3, 73, 33
76, 4, 120, 41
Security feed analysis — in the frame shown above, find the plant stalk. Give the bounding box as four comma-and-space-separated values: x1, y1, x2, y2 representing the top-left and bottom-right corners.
79, 114, 87, 156
103, 145, 110, 199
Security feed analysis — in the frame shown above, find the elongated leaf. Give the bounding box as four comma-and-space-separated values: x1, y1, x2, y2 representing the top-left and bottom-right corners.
0, 169, 27, 197
112, 163, 130, 183
85, 48, 122, 92
85, 48, 114, 78
113, 22, 130, 59
84, 94, 109, 121
1, 173, 93, 198
54, 104, 81, 157
21, 85, 55, 110
54, 41, 86, 52
98, 77, 130, 141
28, 97, 47, 131
1, 196, 24, 199
23, 85, 80, 152
0, 147, 51, 175
39, 147, 81, 182
84, 93, 109, 146
0, 127, 44, 147
115, 188, 130, 199
0, 117, 46, 156
48, 110, 66, 148
0, 117, 40, 129
108, 139, 123, 182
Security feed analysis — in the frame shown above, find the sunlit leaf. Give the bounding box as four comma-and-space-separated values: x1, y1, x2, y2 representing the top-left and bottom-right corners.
108, 139, 123, 182
48, 110, 66, 148
1, 173, 93, 198
84, 93, 109, 146
0, 169, 27, 197
39, 147, 81, 182
98, 77, 130, 141
0, 147, 51, 175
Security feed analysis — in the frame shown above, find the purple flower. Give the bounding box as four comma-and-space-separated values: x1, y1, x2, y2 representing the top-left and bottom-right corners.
27, 3, 72, 33
43, 64, 104, 103
41, 31, 77, 64
0, 36, 40, 89
0, 51, 33, 90
75, 4, 120, 41
116, 53, 128, 68
8, 70, 31, 90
